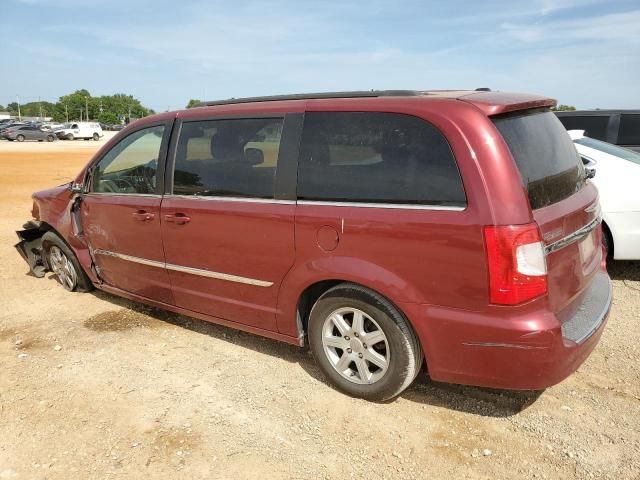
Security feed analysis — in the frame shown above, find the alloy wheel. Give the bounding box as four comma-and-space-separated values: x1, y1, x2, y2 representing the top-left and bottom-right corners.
321, 307, 390, 385
48, 245, 78, 291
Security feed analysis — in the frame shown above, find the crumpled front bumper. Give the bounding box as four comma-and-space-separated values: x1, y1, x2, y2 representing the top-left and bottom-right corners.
14, 220, 47, 277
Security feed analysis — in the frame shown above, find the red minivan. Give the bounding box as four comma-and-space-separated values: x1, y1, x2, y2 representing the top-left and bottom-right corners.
16, 90, 612, 401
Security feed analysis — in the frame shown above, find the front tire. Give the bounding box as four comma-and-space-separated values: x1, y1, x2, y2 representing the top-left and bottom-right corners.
42, 232, 93, 292
308, 283, 423, 401
47, 135, 55, 142
16, 134, 25, 142
66, 133, 74, 141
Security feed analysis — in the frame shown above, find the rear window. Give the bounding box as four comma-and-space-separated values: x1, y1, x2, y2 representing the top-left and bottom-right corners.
297, 112, 466, 206
618, 114, 640, 145
494, 110, 585, 210
557, 115, 609, 141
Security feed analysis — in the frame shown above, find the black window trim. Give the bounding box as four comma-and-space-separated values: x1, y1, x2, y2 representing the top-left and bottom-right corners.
83, 119, 174, 197
164, 112, 301, 202
295, 110, 467, 210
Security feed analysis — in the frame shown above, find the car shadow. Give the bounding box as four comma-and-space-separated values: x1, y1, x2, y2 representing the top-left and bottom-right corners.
607, 260, 640, 282
88, 289, 542, 418
402, 373, 543, 417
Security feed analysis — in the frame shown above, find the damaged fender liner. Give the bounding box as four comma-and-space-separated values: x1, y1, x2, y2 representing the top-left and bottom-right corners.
15, 220, 48, 278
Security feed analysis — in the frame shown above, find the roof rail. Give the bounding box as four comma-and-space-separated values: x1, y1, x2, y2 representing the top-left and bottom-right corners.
195, 90, 421, 107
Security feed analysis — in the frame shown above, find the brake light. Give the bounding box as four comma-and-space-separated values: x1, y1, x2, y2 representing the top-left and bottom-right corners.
484, 223, 547, 305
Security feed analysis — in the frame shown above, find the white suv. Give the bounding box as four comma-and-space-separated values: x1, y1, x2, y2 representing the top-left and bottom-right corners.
56, 122, 104, 141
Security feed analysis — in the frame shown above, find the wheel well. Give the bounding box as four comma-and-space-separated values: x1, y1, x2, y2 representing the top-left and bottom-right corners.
296, 280, 419, 346
602, 221, 614, 257
297, 280, 343, 340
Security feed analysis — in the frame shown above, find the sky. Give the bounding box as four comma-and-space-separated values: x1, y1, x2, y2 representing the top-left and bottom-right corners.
1, 0, 639, 112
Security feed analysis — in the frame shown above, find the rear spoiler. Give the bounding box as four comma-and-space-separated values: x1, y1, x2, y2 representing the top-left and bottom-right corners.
459, 91, 557, 116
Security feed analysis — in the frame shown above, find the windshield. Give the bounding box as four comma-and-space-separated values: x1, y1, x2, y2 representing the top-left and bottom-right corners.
575, 136, 640, 166
494, 110, 585, 210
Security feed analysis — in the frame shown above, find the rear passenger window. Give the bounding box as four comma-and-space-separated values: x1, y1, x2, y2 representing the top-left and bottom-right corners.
557, 115, 609, 141
173, 118, 283, 198
297, 112, 466, 206
618, 114, 640, 145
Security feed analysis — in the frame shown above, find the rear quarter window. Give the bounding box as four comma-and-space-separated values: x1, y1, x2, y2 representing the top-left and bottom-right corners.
494, 110, 585, 210
297, 112, 466, 206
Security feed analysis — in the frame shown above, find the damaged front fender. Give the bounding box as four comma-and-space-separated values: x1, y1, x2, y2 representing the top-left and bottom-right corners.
15, 220, 49, 277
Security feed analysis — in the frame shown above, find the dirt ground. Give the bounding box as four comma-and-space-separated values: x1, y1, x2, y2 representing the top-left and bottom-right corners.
0, 138, 639, 480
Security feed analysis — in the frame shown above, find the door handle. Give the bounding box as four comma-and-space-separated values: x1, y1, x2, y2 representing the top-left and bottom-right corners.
164, 213, 191, 225
132, 210, 155, 221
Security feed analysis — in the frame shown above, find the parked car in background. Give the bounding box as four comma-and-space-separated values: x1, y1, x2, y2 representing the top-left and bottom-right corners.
1, 125, 57, 142
55, 122, 103, 141
556, 110, 640, 152
41, 122, 65, 132
569, 130, 640, 260
16, 90, 611, 401
0, 121, 26, 134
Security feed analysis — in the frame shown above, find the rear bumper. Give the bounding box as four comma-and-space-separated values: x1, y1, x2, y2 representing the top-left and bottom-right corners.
401, 270, 612, 390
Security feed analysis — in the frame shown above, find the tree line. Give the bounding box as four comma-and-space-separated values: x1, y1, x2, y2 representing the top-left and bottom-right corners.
1, 89, 153, 124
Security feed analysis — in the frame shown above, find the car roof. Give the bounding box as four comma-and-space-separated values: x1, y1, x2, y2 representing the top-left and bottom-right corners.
136, 89, 556, 127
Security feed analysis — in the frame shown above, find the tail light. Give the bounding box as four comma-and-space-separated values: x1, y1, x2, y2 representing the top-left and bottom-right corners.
484, 223, 548, 305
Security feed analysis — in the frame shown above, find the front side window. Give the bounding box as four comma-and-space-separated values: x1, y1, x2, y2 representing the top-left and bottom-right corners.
297, 112, 466, 206
173, 118, 283, 198
90, 125, 164, 194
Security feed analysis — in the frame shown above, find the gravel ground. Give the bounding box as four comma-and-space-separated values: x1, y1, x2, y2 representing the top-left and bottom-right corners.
0, 140, 639, 479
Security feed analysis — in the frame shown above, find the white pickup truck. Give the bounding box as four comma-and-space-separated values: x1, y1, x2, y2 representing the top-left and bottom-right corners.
55, 122, 104, 141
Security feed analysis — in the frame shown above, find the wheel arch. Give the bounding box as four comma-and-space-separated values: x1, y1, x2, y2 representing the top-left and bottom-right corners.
601, 217, 614, 258
292, 277, 423, 358
276, 256, 427, 341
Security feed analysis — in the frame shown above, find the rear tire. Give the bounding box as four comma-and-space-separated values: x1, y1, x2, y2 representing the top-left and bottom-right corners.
308, 283, 423, 402
16, 134, 25, 142
42, 232, 93, 292
92, 133, 100, 141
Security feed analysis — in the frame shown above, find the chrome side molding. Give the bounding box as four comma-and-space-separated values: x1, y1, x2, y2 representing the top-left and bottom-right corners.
93, 249, 273, 287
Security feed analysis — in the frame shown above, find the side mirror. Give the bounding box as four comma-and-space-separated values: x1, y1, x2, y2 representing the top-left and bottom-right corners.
70, 182, 84, 194
244, 147, 264, 165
